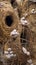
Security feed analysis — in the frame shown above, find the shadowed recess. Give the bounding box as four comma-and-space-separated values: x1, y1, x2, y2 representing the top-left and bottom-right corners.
11, 0, 15, 6
0, 61, 3, 65
5, 15, 13, 27
20, 29, 27, 44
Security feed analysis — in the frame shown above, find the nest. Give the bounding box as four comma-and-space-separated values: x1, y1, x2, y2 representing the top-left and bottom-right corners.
0, 1, 19, 38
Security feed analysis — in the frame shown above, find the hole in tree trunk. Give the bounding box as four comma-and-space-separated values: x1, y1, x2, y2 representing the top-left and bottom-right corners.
5, 15, 13, 27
